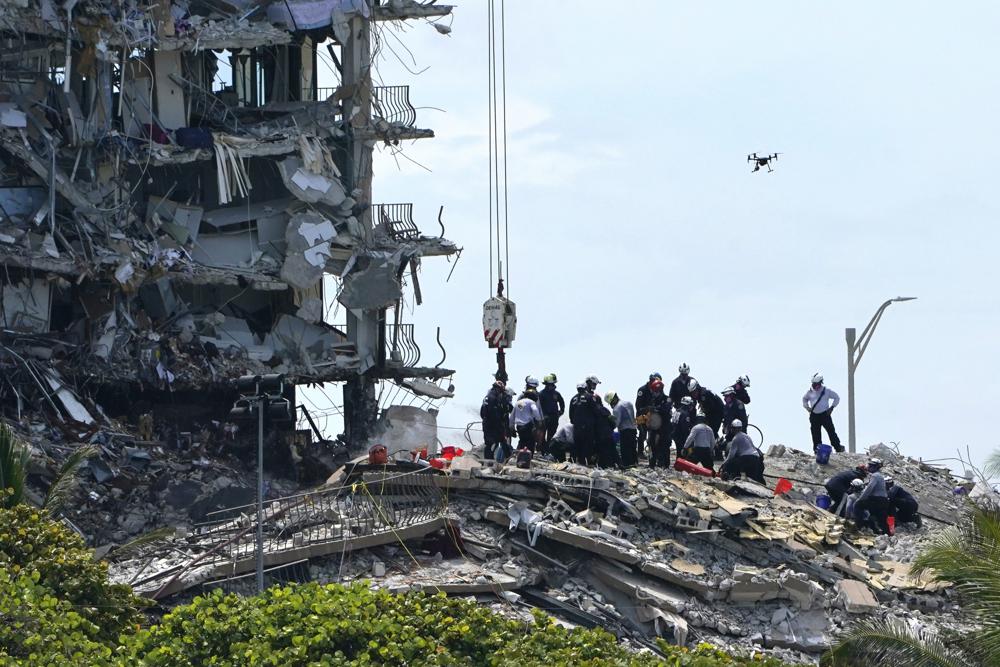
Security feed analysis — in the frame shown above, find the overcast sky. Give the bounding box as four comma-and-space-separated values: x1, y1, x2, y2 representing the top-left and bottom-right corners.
316, 1, 1000, 471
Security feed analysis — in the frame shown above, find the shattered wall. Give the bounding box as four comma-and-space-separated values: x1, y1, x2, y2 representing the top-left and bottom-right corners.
0, 0, 458, 452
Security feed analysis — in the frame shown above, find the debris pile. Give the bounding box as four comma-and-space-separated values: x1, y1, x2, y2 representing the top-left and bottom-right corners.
109, 444, 976, 663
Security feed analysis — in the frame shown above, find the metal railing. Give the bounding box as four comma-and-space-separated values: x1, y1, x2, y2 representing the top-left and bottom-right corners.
385, 323, 421, 368
373, 85, 417, 127
374, 203, 420, 241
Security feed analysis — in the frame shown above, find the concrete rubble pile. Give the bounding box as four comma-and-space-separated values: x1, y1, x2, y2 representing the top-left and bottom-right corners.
109, 442, 980, 664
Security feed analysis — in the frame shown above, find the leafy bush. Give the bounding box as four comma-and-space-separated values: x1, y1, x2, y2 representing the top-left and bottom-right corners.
120, 582, 798, 666
0, 502, 143, 643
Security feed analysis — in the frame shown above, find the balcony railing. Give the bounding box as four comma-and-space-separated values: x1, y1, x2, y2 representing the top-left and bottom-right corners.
373, 203, 420, 241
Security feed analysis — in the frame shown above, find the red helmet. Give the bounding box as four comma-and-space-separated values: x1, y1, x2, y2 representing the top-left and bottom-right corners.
650, 379, 664, 392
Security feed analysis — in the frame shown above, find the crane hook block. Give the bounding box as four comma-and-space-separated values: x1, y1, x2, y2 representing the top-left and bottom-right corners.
483, 296, 517, 349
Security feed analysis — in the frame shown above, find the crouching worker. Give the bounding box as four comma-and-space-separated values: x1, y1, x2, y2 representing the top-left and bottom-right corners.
836, 478, 866, 519
682, 422, 716, 472
886, 476, 922, 528
548, 423, 573, 463
720, 420, 765, 483
824, 465, 868, 512
853, 458, 891, 535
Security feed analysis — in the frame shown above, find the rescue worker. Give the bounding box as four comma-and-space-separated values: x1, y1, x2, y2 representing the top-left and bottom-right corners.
691, 381, 725, 436
854, 458, 891, 534
721, 387, 748, 435
838, 478, 866, 519
635, 372, 661, 457
671, 396, 696, 453
669, 363, 693, 404
480, 380, 512, 461
607, 392, 638, 468
593, 395, 619, 468
732, 375, 751, 404
824, 465, 868, 511
646, 379, 673, 468
721, 420, 765, 483
569, 383, 599, 464
803, 373, 843, 453
549, 423, 574, 463
886, 476, 922, 527
683, 422, 716, 471
585, 375, 601, 393
538, 374, 565, 445
510, 383, 544, 453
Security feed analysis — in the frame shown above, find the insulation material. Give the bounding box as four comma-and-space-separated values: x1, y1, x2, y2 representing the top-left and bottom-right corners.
44, 370, 94, 424
278, 157, 346, 206
280, 212, 336, 289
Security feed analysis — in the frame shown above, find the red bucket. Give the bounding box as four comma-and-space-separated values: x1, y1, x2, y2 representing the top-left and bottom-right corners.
773, 478, 793, 496
887, 516, 896, 535
441, 445, 457, 460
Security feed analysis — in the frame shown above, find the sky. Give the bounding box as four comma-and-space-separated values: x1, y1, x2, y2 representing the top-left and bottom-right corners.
313, 1, 1000, 471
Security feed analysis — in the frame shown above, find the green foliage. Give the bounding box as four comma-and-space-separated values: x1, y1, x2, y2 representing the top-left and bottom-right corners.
42, 443, 98, 516
0, 422, 29, 508
119, 582, 800, 667
0, 571, 114, 666
0, 503, 143, 643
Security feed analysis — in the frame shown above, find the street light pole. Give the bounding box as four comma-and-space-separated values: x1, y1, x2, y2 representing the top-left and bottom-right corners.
845, 297, 916, 453
255, 394, 264, 593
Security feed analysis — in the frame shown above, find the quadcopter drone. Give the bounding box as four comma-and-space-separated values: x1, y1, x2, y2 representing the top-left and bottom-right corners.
748, 152, 781, 173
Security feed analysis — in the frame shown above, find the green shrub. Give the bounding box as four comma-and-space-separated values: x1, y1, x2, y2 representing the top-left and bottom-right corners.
120, 582, 800, 667
0, 503, 143, 643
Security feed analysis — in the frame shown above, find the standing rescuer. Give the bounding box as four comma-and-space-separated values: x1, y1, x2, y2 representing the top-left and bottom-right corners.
510, 378, 544, 453
646, 379, 673, 468
607, 392, 638, 467
480, 379, 512, 461
670, 363, 693, 404
721, 386, 748, 452
802, 373, 843, 452
538, 374, 565, 447
635, 372, 661, 459
732, 375, 751, 404
569, 382, 598, 464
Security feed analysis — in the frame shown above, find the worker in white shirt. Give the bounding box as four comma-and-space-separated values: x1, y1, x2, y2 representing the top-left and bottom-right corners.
510, 386, 544, 453
802, 373, 843, 453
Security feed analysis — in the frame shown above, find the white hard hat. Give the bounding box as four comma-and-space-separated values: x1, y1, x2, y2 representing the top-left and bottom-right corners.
586, 375, 601, 385
884, 475, 895, 485
867, 457, 883, 471
731, 419, 743, 429
678, 363, 690, 374
811, 373, 824, 385
526, 376, 539, 388
681, 396, 693, 406
722, 386, 736, 396
687, 379, 699, 392
738, 375, 750, 387
850, 478, 865, 489
576, 382, 586, 390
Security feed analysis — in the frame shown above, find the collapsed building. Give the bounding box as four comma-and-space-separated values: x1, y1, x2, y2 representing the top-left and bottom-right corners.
109, 442, 988, 664
0, 0, 460, 497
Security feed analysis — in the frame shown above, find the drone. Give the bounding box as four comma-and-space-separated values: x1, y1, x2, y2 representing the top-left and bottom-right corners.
748, 152, 781, 173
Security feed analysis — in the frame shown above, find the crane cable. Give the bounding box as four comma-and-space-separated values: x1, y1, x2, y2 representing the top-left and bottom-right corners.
487, 0, 510, 298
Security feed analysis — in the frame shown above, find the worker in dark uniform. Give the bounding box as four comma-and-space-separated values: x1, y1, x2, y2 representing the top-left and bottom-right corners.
538, 373, 565, 448
646, 379, 673, 468
671, 396, 695, 454
593, 395, 619, 468
569, 383, 598, 464
692, 382, 725, 437
886, 476, 922, 528
635, 372, 661, 459
721, 421, 765, 483
824, 465, 868, 511
480, 380, 512, 461
720, 387, 748, 459
854, 458, 891, 534
669, 363, 693, 404
732, 375, 751, 404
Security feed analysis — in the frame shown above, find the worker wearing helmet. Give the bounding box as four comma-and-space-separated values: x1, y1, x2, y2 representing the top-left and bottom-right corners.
480, 379, 512, 461
510, 386, 544, 454
569, 383, 600, 464
669, 364, 693, 404
646, 379, 673, 468
720, 420, 765, 484
802, 373, 843, 453
854, 458, 891, 534
887, 476, 921, 528
839, 478, 867, 519
585, 375, 601, 393
683, 422, 717, 471
671, 396, 696, 455
732, 375, 751, 404
592, 394, 620, 469
607, 392, 638, 468
824, 465, 868, 512
538, 374, 565, 448
635, 372, 662, 458
721, 387, 748, 458
692, 383, 725, 439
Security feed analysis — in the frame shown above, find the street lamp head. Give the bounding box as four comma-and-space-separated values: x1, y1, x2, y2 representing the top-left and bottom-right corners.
892, 296, 917, 302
